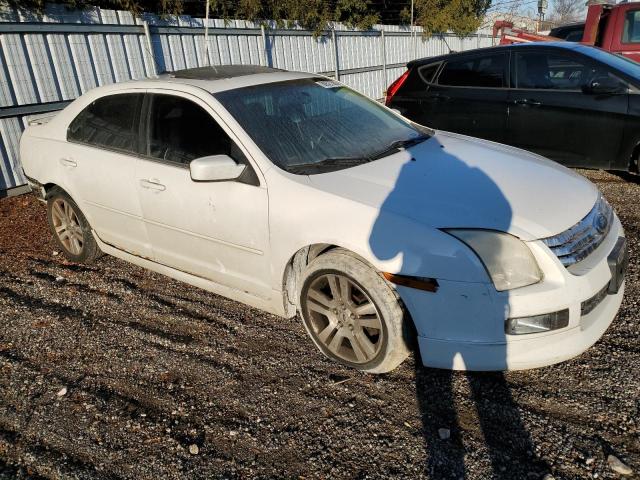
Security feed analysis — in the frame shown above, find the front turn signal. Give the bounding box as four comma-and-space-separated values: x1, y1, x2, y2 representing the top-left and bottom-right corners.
382, 272, 439, 292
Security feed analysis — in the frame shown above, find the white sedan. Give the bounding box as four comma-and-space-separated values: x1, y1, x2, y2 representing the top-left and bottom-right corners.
20, 65, 627, 373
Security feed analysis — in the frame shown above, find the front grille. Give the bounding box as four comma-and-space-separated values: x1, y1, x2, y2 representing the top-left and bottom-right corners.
542, 194, 614, 267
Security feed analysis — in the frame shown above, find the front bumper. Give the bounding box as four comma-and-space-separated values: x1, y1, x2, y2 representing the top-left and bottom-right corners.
416, 282, 623, 370
399, 216, 626, 371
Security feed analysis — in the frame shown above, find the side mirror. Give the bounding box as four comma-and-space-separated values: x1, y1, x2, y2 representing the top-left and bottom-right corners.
582, 76, 626, 95
190, 154, 246, 182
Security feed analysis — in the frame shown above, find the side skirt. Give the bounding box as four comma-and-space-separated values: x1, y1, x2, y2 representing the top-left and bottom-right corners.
92, 233, 287, 318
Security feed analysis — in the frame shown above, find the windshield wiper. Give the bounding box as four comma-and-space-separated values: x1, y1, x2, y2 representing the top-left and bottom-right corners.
286, 156, 371, 174
368, 135, 431, 160
285, 135, 431, 174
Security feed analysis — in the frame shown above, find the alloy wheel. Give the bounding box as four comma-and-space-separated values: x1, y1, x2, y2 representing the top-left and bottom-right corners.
51, 198, 84, 255
305, 273, 384, 364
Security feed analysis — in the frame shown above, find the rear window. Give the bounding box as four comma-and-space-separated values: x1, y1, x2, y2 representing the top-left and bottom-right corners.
437, 53, 507, 88
67, 93, 142, 154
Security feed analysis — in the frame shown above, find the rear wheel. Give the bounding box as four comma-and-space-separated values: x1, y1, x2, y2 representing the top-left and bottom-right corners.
298, 249, 410, 374
46, 189, 101, 263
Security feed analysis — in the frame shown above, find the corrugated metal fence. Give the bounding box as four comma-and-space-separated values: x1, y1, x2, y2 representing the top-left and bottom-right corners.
0, 4, 495, 192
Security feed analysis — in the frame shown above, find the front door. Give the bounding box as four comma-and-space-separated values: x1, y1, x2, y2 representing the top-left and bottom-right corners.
507, 48, 628, 168
424, 51, 509, 143
135, 92, 271, 300
63, 92, 151, 258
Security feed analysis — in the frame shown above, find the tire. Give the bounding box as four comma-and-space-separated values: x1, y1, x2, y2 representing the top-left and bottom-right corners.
46, 188, 101, 263
298, 248, 411, 374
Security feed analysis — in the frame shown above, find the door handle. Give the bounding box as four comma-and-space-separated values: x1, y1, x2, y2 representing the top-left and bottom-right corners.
513, 99, 542, 106
139, 179, 166, 191
59, 157, 77, 167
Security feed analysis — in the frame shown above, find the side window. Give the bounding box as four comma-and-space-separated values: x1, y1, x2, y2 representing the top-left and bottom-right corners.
622, 10, 640, 43
418, 63, 440, 84
67, 93, 142, 154
437, 53, 506, 88
514, 51, 614, 90
147, 94, 237, 165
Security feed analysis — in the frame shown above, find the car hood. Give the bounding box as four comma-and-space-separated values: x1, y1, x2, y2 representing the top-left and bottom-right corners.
306, 130, 598, 241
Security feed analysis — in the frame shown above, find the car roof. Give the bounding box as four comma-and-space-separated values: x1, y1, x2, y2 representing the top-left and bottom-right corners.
407, 41, 587, 68
169, 65, 286, 80
83, 65, 319, 98
550, 22, 585, 31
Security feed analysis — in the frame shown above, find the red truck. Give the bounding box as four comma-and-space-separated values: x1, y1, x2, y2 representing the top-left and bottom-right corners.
495, 2, 640, 62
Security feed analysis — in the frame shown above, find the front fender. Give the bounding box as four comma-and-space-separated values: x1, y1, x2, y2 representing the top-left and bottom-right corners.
268, 171, 489, 291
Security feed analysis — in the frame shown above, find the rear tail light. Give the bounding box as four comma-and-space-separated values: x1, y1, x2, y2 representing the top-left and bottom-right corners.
384, 69, 410, 106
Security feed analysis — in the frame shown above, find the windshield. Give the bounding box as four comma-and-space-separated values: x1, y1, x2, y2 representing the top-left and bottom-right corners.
214, 78, 431, 174
577, 44, 640, 76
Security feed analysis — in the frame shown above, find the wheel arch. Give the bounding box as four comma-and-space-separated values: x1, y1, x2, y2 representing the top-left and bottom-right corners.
280, 243, 412, 323
281, 243, 382, 318
43, 182, 62, 197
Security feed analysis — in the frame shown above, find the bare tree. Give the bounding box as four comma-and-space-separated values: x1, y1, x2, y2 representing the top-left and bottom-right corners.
548, 0, 584, 25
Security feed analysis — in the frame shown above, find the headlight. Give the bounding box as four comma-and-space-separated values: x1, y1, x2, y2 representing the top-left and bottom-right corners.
446, 229, 542, 291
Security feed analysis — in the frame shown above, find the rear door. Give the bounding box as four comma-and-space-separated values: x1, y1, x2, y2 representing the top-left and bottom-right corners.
63, 91, 151, 258
507, 47, 628, 168
425, 51, 509, 143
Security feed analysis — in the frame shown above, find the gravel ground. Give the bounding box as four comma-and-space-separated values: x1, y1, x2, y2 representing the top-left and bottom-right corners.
0, 169, 638, 480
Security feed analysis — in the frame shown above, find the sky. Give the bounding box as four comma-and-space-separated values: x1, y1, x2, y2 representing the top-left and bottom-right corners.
486, 0, 589, 21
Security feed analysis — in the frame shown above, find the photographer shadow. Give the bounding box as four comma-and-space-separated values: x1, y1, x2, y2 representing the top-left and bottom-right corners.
368, 135, 550, 479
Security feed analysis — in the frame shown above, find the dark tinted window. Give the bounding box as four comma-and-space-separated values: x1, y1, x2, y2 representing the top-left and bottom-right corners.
564, 30, 584, 42
514, 51, 612, 90
437, 53, 506, 88
67, 93, 142, 153
549, 25, 584, 42
418, 63, 440, 83
577, 44, 640, 79
394, 64, 440, 95
147, 95, 235, 165
622, 10, 640, 43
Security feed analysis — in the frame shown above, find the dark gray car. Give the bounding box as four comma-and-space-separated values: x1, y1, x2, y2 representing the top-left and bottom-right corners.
386, 42, 640, 174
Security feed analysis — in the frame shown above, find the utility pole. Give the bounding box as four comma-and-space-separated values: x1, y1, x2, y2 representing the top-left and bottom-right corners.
537, 0, 548, 30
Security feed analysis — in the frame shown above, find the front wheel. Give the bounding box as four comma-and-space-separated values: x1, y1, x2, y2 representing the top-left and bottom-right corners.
298, 249, 411, 374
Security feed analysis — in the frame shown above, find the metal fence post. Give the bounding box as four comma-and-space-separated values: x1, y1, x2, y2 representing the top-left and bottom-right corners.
203, 0, 210, 66
261, 24, 268, 67
380, 30, 387, 96
332, 29, 339, 80
142, 20, 157, 76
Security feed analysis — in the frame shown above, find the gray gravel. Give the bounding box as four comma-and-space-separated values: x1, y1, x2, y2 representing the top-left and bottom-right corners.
0, 169, 638, 479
